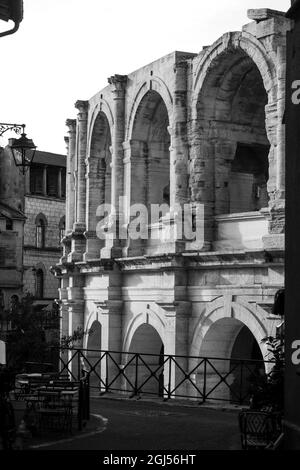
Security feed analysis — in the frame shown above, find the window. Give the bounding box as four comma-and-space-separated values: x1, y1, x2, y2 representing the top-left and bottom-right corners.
35, 214, 47, 248
61, 168, 66, 198
47, 167, 59, 197
30, 165, 44, 195
35, 269, 44, 299
5, 218, 13, 230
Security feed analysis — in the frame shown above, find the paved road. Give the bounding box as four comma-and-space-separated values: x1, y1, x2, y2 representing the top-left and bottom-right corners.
33, 397, 241, 451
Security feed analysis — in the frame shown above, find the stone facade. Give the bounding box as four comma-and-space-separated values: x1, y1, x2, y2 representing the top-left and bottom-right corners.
55, 9, 289, 397
23, 151, 66, 304
0, 148, 66, 309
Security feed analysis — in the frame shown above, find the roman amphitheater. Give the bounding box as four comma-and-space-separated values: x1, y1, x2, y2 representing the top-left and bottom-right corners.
54, 8, 289, 400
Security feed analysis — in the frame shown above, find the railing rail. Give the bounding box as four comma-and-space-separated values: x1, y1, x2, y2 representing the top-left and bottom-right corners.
55, 348, 276, 406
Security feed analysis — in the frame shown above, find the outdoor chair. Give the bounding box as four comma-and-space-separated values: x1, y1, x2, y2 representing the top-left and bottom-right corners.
36, 391, 73, 434
239, 411, 282, 450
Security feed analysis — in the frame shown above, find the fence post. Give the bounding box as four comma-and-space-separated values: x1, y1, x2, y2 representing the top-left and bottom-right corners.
78, 379, 83, 431
167, 356, 172, 400
134, 354, 139, 396
202, 358, 207, 403
239, 361, 244, 405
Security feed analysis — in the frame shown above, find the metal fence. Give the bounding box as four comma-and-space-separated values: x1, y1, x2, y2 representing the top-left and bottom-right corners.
56, 348, 274, 406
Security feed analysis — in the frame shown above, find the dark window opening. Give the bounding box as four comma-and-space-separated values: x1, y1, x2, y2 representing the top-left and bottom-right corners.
61, 168, 66, 199
229, 143, 270, 213
36, 219, 46, 248
35, 269, 44, 299
47, 167, 59, 197
5, 218, 13, 230
30, 165, 44, 195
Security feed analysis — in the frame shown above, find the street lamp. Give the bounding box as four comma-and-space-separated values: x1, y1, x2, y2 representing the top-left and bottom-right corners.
0, 122, 37, 174
0, 0, 23, 38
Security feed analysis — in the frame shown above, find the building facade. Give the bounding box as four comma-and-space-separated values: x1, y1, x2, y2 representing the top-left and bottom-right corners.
0, 148, 66, 311
56, 8, 289, 398
23, 151, 66, 307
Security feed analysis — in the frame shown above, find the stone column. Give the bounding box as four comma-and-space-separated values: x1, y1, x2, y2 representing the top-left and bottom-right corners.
170, 61, 189, 209
84, 155, 106, 260
65, 119, 77, 234
42, 165, 47, 196
69, 102, 88, 262
58, 167, 62, 199
74, 100, 88, 228
214, 139, 237, 215
158, 301, 190, 398
104, 75, 127, 258
123, 139, 148, 256
188, 125, 214, 250
66, 273, 85, 377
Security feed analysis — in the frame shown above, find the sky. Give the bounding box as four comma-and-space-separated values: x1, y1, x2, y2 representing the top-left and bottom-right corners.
0, 0, 292, 155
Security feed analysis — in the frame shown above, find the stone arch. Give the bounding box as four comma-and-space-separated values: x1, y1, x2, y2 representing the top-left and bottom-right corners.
88, 99, 114, 145
123, 311, 165, 396
126, 78, 173, 141
35, 212, 48, 226
190, 296, 269, 361
34, 262, 46, 299
193, 31, 276, 108
123, 310, 165, 353
190, 31, 277, 235
190, 296, 271, 403
85, 108, 112, 258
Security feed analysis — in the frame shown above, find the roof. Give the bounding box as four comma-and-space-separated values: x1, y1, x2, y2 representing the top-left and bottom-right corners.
33, 150, 66, 167
286, 0, 300, 18
0, 201, 25, 220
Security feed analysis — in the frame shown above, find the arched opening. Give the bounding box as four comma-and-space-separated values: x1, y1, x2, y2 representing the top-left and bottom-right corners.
198, 317, 265, 404
86, 320, 102, 390
128, 323, 164, 396
195, 48, 270, 226
131, 90, 170, 209
88, 112, 112, 229
35, 213, 47, 248
35, 269, 44, 299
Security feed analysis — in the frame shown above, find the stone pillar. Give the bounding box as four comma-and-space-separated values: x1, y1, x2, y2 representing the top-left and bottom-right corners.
65, 119, 77, 234
68, 102, 88, 262
158, 301, 190, 398
170, 61, 189, 209
74, 100, 89, 229
66, 273, 85, 378
123, 139, 148, 256
189, 128, 214, 250
84, 155, 106, 260
93, 300, 123, 392
42, 165, 47, 196
58, 167, 62, 199
214, 139, 237, 215
104, 75, 127, 258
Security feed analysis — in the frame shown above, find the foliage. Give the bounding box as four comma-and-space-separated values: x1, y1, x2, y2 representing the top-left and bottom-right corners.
3, 294, 87, 373
249, 328, 284, 412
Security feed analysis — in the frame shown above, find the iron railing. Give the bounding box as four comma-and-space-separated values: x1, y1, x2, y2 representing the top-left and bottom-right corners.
56, 348, 275, 406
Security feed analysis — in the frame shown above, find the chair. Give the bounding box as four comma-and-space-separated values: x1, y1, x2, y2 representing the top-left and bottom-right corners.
239, 411, 282, 450
37, 391, 73, 434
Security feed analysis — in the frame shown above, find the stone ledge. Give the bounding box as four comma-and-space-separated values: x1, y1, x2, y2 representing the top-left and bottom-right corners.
247, 8, 286, 22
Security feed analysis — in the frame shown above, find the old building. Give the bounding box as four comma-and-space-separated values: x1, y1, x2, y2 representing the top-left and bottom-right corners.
56, 8, 289, 399
0, 148, 66, 310
23, 151, 66, 308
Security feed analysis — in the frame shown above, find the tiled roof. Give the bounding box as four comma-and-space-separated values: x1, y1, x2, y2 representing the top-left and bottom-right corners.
33, 150, 66, 167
